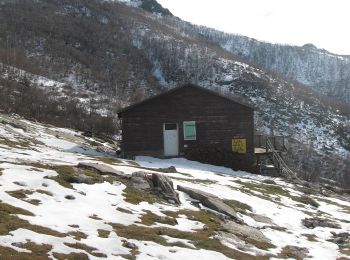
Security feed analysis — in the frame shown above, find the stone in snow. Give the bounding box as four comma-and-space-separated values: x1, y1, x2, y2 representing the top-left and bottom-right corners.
177, 185, 239, 221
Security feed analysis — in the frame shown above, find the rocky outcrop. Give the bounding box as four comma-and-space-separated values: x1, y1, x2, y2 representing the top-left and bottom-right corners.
215, 232, 258, 253
223, 221, 272, 246
302, 217, 341, 229
328, 232, 350, 245
68, 173, 94, 184
77, 163, 180, 204
65, 195, 75, 200
150, 173, 180, 204
130, 172, 151, 190
130, 171, 180, 204
177, 185, 239, 221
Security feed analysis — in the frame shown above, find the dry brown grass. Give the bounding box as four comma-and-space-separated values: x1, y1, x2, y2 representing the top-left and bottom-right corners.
0, 138, 31, 149
302, 233, 318, 242
48, 165, 121, 190
97, 229, 111, 238
6, 190, 42, 205
89, 214, 102, 220
53, 252, 89, 260
0, 244, 51, 259
116, 207, 133, 214
122, 183, 160, 205
0, 201, 65, 237
64, 242, 107, 258
277, 246, 309, 260
67, 230, 88, 241
111, 222, 266, 259
6, 189, 33, 199
171, 176, 217, 184
138, 210, 177, 226
111, 208, 268, 260
49, 165, 76, 189
94, 157, 122, 165
36, 189, 53, 196
223, 199, 253, 213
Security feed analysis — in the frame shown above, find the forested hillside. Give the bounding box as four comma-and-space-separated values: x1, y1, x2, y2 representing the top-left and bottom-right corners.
0, 0, 349, 184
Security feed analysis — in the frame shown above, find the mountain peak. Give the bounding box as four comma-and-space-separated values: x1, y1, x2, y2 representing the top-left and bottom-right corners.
302, 43, 318, 50
139, 0, 172, 16
112, 0, 173, 16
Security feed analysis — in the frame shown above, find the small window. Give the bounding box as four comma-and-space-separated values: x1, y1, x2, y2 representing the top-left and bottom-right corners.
164, 123, 177, 130
183, 121, 196, 140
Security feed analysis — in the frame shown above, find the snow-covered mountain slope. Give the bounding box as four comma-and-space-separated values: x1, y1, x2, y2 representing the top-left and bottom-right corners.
1, 113, 350, 259
0, 0, 349, 183
194, 29, 350, 103
126, 13, 350, 182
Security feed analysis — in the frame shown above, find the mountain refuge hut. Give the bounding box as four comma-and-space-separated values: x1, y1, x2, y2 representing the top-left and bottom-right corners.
117, 84, 256, 171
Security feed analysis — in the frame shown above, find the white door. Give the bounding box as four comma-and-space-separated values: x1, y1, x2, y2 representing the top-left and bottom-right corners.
163, 123, 179, 156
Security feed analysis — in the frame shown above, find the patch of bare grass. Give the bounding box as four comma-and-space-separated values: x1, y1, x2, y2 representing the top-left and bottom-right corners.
116, 207, 133, 214
0, 201, 65, 237
97, 229, 111, 238
53, 252, 89, 259
139, 210, 178, 226
0, 243, 51, 259
94, 157, 122, 165
67, 230, 88, 241
223, 199, 252, 213
111, 220, 266, 259
302, 233, 318, 242
64, 242, 107, 258
89, 214, 102, 220
36, 189, 53, 196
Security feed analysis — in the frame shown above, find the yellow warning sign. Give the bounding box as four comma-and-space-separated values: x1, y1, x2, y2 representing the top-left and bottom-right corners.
232, 139, 246, 154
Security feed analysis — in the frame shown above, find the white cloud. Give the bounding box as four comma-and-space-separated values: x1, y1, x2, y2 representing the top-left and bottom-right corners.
157, 0, 350, 55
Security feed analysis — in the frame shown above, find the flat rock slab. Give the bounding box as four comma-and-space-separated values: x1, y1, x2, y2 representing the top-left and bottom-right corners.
215, 231, 265, 255
223, 221, 272, 246
177, 185, 238, 220
78, 162, 128, 178
131, 171, 152, 190
248, 213, 275, 225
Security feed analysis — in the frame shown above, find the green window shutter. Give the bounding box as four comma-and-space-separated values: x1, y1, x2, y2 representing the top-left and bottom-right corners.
183, 121, 196, 140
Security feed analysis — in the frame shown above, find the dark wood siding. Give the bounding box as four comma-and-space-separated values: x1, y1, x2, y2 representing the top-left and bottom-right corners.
120, 85, 254, 162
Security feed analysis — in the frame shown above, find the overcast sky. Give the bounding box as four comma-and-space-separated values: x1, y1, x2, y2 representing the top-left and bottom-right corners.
157, 0, 350, 55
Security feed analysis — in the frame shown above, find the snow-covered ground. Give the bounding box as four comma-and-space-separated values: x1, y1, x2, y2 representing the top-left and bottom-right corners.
0, 113, 349, 259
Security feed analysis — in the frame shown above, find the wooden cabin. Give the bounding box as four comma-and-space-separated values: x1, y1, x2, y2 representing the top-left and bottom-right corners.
117, 84, 255, 170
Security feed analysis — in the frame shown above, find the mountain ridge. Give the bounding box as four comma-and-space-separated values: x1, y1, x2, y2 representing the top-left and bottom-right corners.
194, 26, 350, 102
